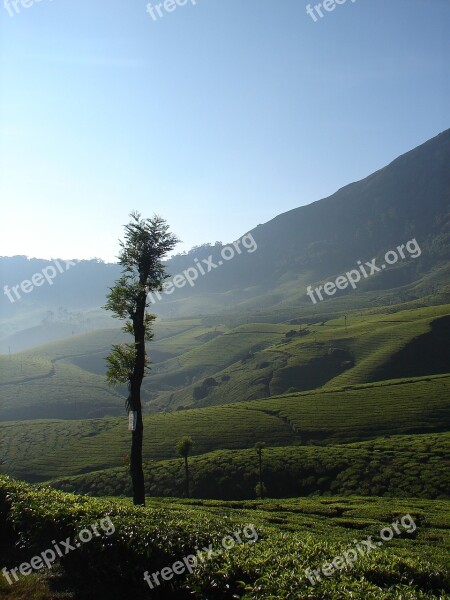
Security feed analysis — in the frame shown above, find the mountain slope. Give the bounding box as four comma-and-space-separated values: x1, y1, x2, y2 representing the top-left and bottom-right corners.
1, 128, 449, 343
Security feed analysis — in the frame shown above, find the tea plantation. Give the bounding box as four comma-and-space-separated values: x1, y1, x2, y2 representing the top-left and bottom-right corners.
49, 432, 450, 501
0, 476, 449, 599
1, 374, 449, 482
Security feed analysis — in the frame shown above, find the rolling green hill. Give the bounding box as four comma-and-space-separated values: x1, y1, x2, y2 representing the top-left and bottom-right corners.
2, 375, 449, 482
1, 303, 449, 420
0, 318, 218, 420
148, 304, 450, 410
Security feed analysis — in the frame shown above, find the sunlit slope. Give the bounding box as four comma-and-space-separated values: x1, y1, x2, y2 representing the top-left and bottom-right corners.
250, 374, 450, 442
1, 375, 449, 481
0, 319, 218, 419
0, 361, 125, 420
146, 323, 291, 400
1, 304, 449, 419
0, 328, 128, 419
150, 304, 450, 409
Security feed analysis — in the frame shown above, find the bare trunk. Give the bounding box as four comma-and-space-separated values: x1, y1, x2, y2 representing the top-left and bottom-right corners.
130, 392, 145, 505
184, 455, 190, 498
129, 294, 146, 506
258, 452, 264, 498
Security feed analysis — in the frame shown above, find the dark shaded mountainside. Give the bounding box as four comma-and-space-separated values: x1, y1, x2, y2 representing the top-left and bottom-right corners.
1, 128, 449, 331
168, 128, 450, 295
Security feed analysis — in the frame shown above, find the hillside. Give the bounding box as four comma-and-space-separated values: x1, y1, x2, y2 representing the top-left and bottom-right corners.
146, 304, 450, 410
1, 129, 450, 351
49, 432, 450, 501
2, 374, 449, 482
1, 303, 449, 420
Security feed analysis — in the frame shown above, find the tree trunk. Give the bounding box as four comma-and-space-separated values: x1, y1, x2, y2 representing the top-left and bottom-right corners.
184, 455, 190, 498
130, 418, 145, 505
258, 452, 263, 498
129, 381, 145, 506
129, 295, 147, 507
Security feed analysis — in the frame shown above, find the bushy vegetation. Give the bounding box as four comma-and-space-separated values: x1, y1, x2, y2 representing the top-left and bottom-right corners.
50, 433, 450, 501
0, 476, 449, 599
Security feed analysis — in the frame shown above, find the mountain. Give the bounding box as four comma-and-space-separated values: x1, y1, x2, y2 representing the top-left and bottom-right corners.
163, 127, 450, 304
1, 128, 449, 351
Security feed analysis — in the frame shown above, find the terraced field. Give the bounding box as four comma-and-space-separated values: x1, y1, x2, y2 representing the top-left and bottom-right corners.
0, 319, 215, 419
0, 360, 125, 420
0, 405, 297, 481
2, 375, 449, 482
50, 432, 450, 500
0, 354, 53, 385
251, 374, 450, 443
147, 304, 450, 409
1, 304, 449, 419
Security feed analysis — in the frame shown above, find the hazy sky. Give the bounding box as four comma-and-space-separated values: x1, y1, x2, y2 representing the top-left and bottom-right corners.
0, 0, 449, 262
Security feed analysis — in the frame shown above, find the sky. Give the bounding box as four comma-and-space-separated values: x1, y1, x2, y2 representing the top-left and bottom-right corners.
0, 0, 449, 262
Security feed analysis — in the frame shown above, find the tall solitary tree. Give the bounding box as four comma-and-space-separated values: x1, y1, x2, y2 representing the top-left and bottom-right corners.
176, 436, 193, 498
105, 212, 178, 506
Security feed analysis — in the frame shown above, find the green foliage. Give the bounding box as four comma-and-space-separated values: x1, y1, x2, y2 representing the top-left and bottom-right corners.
105, 343, 136, 386
104, 276, 143, 321
0, 476, 449, 599
49, 433, 450, 502
104, 213, 177, 390
254, 442, 266, 454
176, 436, 194, 458
117, 211, 179, 287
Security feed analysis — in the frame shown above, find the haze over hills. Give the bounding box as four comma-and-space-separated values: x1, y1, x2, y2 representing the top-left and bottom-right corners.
1, 128, 450, 431
1, 128, 449, 353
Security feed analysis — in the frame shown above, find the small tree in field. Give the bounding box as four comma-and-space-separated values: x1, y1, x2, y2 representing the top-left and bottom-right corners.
105, 211, 178, 506
176, 436, 193, 498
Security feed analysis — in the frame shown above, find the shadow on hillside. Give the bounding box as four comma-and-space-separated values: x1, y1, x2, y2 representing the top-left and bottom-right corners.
368, 315, 450, 382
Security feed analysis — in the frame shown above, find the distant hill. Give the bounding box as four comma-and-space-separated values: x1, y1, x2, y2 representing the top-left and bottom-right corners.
1, 128, 449, 350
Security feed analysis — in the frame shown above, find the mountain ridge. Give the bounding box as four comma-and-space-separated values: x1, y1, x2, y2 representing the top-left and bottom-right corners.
1, 128, 449, 348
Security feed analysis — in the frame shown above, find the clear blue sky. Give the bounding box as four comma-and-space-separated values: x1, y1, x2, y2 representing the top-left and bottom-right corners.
0, 0, 449, 262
